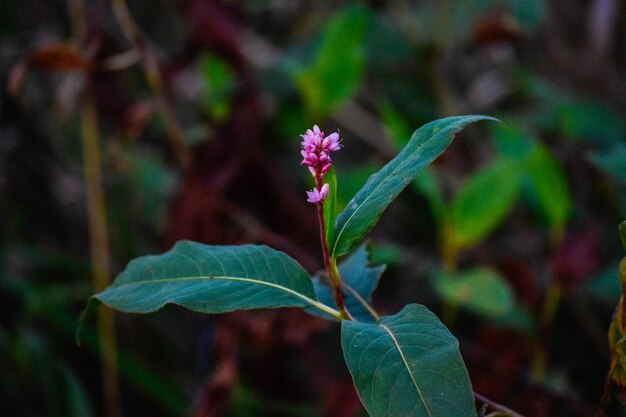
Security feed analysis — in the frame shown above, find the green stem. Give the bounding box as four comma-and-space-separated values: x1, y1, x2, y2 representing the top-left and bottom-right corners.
531, 282, 563, 381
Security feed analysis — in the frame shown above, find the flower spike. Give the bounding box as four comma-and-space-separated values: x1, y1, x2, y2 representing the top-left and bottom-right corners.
300, 125, 341, 204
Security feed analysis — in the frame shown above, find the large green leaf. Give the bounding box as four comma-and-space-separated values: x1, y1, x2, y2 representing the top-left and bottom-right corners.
450, 157, 523, 248
84, 241, 334, 317
342, 304, 476, 417
332, 115, 496, 258
526, 143, 571, 239
309, 244, 385, 322
432, 268, 515, 318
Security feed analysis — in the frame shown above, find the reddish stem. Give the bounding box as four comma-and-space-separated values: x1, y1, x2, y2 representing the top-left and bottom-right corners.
315, 176, 350, 319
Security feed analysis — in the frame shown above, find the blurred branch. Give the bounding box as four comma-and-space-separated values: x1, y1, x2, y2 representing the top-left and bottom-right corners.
474, 391, 526, 417
68, 1, 123, 416
587, 0, 619, 62
99, 48, 141, 71
211, 194, 319, 272
110, 0, 190, 167
81, 91, 123, 417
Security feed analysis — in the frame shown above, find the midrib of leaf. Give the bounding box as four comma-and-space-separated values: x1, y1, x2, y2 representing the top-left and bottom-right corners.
379, 323, 434, 417
343, 282, 379, 320
332, 147, 422, 257
105, 276, 341, 319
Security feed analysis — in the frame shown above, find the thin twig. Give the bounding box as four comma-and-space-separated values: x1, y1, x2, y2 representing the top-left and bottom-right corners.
69, 1, 123, 416
210, 195, 319, 272
474, 391, 526, 417
593, 362, 614, 417
81, 91, 123, 417
110, 0, 190, 167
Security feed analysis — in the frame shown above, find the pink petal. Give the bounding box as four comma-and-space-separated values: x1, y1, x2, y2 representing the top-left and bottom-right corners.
319, 183, 329, 199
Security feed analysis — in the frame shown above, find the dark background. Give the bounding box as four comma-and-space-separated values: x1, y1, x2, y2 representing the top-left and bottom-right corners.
1, 0, 626, 416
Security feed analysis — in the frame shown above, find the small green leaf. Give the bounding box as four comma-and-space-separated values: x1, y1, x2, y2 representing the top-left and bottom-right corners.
589, 143, 626, 185
412, 168, 447, 226
294, 5, 369, 119
200, 54, 236, 122
342, 304, 477, 417
619, 221, 626, 250
491, 122, 533, 160
450, 157, 523, 248
380, 102, 413, 150
332, 115, 497, 258
309, 243, 385, 322
432, 268, 515, 318
323, 167, 338, 249
526, 143, 571, 239
82, 242, 335, 324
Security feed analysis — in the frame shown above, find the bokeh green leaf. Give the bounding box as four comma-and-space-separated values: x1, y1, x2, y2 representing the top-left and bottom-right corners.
526, 143, 571, 239
294, 5, 369, 119
432, 268, 515, 318
450, 157, 523, 248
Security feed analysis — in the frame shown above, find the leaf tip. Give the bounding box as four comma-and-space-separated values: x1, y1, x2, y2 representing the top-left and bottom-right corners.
75, 297, 100, 347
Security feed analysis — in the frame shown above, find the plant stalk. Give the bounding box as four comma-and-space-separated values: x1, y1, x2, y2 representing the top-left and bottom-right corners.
315, 176, 351, 320
81, 92, 122, 417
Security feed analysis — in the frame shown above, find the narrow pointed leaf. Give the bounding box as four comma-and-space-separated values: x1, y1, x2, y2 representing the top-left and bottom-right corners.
342, 304, 477, 417
308, 244, 385, 322
324, 167, 338, 249
84, 241, 320, 318
332, 116, 496, 258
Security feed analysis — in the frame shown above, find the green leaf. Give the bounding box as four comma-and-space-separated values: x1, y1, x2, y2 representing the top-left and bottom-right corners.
342, 304, 477, 417
332, 116, 496, 258
323, 167, 338, 249
526, 143, 571, 239
381, 103, 446, 224
294, 5, 369, 119
412, 168, 447, 226
432, 268, 515, 318
491, 122, 533, 160
619, 221, 626, 250
83, 242, 335, 320
556, 100, 626, 146
450, 157, 523, 248
380, 102, 413, 150
589, 143, 626, 185
200, 54, 236, 122
309, 244, 385, 322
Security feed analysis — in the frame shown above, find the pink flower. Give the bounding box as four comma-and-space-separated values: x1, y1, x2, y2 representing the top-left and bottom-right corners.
306, 183, 329, 204
300, 125, 341, 177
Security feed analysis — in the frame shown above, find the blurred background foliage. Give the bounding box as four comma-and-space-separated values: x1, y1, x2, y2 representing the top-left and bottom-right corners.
1, 0, 626, 416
